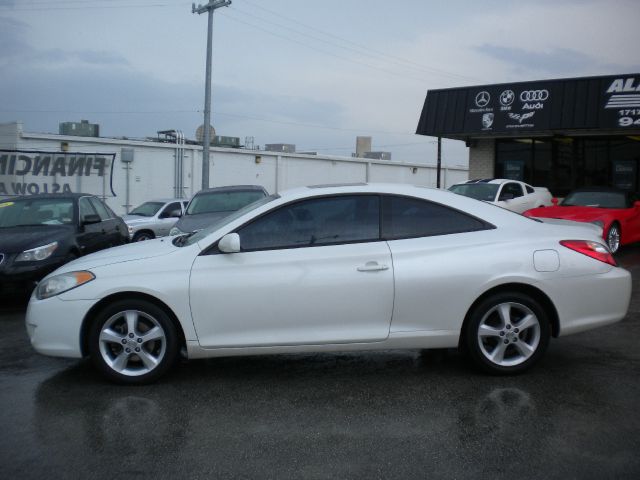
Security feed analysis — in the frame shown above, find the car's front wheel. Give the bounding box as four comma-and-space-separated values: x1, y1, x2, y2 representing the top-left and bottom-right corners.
463, 292, 550, 374
133, 231, 154, 242
88, 299, 179, 384
606, 223, 621, 254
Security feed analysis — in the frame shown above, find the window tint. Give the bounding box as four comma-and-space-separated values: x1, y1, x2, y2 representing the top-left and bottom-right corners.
79, 197, 98, 222
382, 196, 488, 239
238, 195, 380, 251
161, 202, 182, 218
500, 183, 524, 199
526, 185, 535, 194
89, 197, 112, 220
187, 190, 266, 215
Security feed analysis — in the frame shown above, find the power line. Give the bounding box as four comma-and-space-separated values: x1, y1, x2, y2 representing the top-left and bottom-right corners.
0, 0, 186, 11
229, 5, 472, 82
241, 0, 484, 84
220, 11, 432, 85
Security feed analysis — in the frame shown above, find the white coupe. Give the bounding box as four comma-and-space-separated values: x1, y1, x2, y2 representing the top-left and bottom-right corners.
26, 184, 631, 384
449, 179, 553, 213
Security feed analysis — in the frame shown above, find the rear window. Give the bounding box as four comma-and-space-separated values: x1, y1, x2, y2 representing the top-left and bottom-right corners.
382, 195, 490, 239
187, 190, 266, 215
449, 184, 499, 202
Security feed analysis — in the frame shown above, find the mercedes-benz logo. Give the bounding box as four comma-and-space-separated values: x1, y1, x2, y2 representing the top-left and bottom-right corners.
475, 91, 491, 108
500, 90, 515, 106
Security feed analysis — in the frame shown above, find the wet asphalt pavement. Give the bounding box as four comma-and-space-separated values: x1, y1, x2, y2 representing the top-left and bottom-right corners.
1, 251, 640, 479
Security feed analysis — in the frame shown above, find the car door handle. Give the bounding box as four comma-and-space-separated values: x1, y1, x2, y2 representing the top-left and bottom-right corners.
357, 262, 389, 272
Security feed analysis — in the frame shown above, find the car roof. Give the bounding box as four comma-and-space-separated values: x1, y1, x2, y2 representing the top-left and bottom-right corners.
195, 185, 267, 195
567, 187, 626, 193
461, 178, 518, 185
142, 198, 188, 203
8, 193, 95, 200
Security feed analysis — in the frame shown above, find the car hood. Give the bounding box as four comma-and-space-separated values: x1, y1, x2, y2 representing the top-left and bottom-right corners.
0, 226, 74, 254
54, 237, 183, 273
174, 211, 232, 233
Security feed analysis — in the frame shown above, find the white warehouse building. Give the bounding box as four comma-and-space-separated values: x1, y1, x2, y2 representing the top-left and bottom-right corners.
0, 122, 468, 215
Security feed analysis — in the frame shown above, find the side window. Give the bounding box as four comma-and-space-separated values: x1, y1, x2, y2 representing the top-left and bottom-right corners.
238, 195, 380, 251
526, 185, 535, 194
500, 183, 524, 199
382, 195, 489, 240
79, 197, 98, 222
161, 202, 182, 218
89, 197, 112, 220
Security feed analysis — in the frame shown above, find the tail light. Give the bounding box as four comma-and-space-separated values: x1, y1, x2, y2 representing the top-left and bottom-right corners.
560, 240, 617, 266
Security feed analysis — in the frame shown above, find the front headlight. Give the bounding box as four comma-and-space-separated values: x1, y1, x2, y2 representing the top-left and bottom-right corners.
16, 242, 58, 262
169, 227, 183, 236
36, 271, 95, 300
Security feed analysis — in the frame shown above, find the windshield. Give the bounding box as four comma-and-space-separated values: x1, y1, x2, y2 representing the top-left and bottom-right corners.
186, 190, 266, 215
177, 194, 280, 247
449, 184, 499, 202
129, 201, 164, 217
0, 198, 74, 227
561, 191, 627, 209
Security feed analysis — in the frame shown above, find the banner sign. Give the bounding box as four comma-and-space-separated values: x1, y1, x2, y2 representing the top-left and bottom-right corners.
416, 73, 640, 138
0, 150, 116, 197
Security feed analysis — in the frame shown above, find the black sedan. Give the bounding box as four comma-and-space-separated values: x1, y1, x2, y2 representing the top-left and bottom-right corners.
0, 193, 128, 299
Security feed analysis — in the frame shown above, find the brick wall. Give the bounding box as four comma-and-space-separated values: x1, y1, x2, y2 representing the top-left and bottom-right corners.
468, 139, 495, 179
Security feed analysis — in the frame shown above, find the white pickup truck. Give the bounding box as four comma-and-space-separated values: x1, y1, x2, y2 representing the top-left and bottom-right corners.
449, 179, 553, 213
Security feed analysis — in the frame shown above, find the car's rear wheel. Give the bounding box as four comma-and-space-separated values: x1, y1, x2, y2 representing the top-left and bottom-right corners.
133, 231, 154, 242
464, 292, 550, 374
606, 223, 620, 254
88, 299, 179, 384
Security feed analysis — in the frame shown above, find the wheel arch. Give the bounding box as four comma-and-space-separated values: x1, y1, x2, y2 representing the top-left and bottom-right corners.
459, 283, 560, 348
79, 291, 187, 357
133, 229, 155, 240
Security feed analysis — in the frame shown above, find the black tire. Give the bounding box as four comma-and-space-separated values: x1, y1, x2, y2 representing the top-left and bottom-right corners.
87, 299, 179, 384
463, 292, 550, 375
606, 223, 621, 254
133, 231, 154, 242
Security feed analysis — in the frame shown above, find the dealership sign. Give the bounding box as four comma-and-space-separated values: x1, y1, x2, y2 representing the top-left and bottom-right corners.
416, 73, 640, 137
0, 150, 116, 197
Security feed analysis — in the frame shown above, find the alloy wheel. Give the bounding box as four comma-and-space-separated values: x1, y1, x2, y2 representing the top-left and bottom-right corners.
477, 302, 541, 367
98, 310, 167, 377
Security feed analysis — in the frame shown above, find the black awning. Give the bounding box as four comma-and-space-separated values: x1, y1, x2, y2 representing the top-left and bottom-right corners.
416, 73, 640, 140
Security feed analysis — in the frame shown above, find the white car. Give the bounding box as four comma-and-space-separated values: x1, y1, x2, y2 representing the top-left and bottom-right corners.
449, 179, 553, 213
122, 199, 189, 241
26, 184, 631, 384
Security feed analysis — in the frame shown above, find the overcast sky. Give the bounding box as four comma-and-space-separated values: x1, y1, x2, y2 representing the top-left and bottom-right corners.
1, 0, 639, 166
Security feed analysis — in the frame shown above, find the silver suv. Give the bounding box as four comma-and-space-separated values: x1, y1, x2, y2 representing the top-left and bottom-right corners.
123, 198, 188, 241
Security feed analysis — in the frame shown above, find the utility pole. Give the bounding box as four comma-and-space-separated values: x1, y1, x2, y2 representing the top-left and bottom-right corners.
436, 136, 442, 188
192, 0, 231, 189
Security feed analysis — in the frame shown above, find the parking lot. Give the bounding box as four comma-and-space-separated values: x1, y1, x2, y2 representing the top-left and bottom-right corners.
1, 250, 639, 479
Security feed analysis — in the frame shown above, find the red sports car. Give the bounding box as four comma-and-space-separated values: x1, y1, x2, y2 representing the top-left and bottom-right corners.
523, 188, 640, 253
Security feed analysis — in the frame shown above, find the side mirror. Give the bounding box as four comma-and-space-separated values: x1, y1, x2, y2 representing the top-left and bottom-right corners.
218, 233, 241, 253
82, 214, 101, 225
634, 201, 640, 209
552, 197, 559, 206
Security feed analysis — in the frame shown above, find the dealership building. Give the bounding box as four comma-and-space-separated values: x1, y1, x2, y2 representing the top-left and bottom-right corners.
417, 73, 640, 196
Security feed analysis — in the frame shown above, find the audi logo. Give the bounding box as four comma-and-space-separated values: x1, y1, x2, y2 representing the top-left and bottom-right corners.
520, 90, 549, 102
